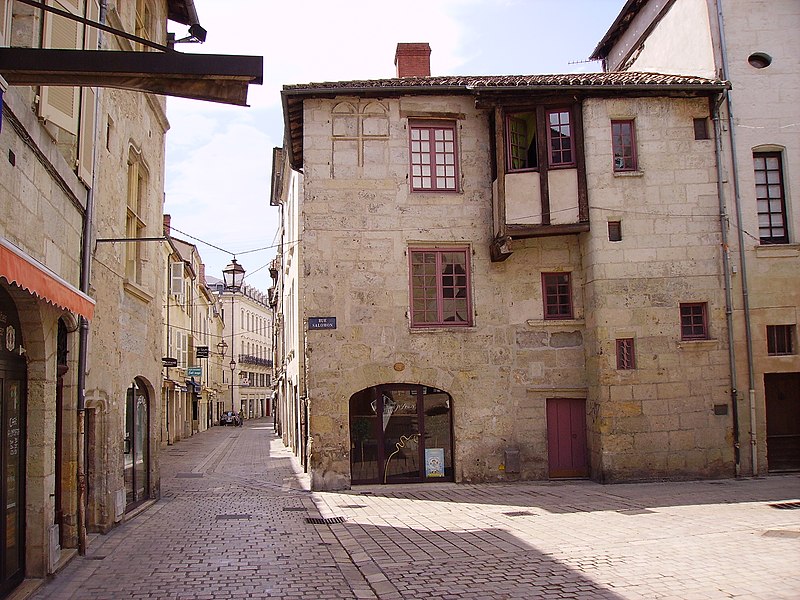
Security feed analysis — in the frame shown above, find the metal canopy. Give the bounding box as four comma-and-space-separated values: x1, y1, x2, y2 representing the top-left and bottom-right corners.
0, 47, 263, 106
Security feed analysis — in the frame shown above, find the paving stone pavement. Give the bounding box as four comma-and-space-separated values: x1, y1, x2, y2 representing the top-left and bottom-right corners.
27, 419, 800, 599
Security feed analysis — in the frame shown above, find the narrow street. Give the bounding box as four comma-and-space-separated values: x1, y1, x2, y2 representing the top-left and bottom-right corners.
27, 420, 800, 600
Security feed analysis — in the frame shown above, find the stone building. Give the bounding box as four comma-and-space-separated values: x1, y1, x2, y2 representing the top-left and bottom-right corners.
0, 0, 259, 595
161, 215, 225, 445
590, 0, 800, 476
271, 43, 738, 491
208, 276, 273, 421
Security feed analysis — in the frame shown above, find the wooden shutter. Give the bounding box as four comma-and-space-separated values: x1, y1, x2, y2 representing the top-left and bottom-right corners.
170, 262, 184, 301
0, 0, 11, 46
39, 0, 83, 134
76, 0, 100, 184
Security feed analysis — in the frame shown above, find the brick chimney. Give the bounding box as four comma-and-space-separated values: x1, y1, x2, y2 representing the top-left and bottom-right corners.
395, 43, 431, 77
199, 263, 206, 285
163, 213, 171, 236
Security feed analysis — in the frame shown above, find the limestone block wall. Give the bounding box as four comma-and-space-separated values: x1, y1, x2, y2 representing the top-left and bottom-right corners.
581, 96, 733, 481
300, 96, 589, 489
84, 86, 167, 526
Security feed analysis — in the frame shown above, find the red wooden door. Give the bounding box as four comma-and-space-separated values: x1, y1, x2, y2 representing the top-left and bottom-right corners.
546, 398, 589, 478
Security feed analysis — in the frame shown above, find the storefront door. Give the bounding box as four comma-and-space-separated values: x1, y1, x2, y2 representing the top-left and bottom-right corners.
0, 289, 25, 596
350, 384, 453, 485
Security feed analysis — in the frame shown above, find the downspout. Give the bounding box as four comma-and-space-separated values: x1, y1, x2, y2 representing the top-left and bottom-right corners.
711, 95, 741, 476
76, 0, 107, 557
716, 0, 758, 475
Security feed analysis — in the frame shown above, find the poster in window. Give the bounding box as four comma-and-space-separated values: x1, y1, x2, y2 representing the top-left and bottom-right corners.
425, 448, 445, 478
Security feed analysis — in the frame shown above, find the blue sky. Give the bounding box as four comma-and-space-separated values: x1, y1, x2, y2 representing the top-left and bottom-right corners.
164, 0, 626, 290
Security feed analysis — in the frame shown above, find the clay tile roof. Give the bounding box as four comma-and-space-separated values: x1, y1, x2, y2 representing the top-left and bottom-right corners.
282, 71, 726, 92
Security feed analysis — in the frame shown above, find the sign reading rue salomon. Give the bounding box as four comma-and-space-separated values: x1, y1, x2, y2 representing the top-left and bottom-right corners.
308, 317, 336, 330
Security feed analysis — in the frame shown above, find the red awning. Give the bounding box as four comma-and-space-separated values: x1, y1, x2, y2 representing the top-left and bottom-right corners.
0, 237, 95, 321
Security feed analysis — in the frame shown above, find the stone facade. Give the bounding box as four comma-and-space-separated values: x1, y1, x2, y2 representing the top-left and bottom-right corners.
0, 0, 199, 593
593, 0, 800, 476
273, 61, 735, 490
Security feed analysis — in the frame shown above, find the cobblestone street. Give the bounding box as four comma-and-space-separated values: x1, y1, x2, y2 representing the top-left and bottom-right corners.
23, 419, 800, 599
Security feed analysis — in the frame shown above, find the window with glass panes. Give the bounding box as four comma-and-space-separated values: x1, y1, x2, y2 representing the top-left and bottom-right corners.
611, 120, 637, 171
409, 121, 458, 192
409, 248, 471, 327
754, 152, 788, 244
547, 109, 574, 166
680, 303, 708, 340
507, 113, 538, 171
542, 273, 573, 319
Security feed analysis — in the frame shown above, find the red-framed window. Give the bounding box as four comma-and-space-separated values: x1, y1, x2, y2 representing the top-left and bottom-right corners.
542, 272, 573, 319
547, 109, 574, 167
680, 303, 708, 340
754, 152, 788, 244
409, 247, 472, 327
409, 120, 458, 192
611, 120, 637, 171
616, 338, 636, 369
507, 112, 538, 171
767, 325, 794, 356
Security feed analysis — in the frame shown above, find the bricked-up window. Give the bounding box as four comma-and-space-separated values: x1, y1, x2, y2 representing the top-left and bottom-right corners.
611, 120, 637, 171
409, 121, 458, 192
409, 247, 472, 327
542, 273, 573, 319
680, 303, 709, 340
507, 112, 538, 171
767, 325, 795, 356
616, 338, 636, 369
547, 109, 574, 166
754, 152, 788, 244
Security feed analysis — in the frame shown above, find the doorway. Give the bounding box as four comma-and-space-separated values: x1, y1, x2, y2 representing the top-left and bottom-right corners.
349, 384, 453, 485
765, 373, 800, 472
124, 379, 150, 510
546, 397, 589, 478
0, 287, 26, 595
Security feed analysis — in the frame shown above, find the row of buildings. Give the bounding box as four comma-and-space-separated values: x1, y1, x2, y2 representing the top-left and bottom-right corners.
0, 0, 263, 596
268, 0, 799, 490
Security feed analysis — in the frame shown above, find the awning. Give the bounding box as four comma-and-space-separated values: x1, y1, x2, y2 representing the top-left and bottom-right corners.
0, 48, 263, 106
0, 237, 95, 320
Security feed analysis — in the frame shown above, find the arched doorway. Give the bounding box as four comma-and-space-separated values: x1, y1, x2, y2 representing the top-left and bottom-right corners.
349, 384, 453, 485
0, 286, 26, 594
124, 379, 150, 510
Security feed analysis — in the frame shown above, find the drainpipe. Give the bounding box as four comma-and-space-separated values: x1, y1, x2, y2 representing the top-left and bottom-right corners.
76, 0, 107, 556
716, 0, 758, 475
711, 96, 741, 476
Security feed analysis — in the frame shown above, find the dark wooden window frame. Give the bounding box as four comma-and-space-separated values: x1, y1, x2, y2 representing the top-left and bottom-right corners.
754, 151, 788, 244
409, 246, 473, 328
680, 302, 709, 340
542, 272, 573, 320
611, 119, 637, 172
409, 120, 459, 193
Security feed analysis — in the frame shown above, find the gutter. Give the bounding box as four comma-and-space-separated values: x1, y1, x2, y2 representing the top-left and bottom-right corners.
716, 0, 758, 476
711, 95, 741, 476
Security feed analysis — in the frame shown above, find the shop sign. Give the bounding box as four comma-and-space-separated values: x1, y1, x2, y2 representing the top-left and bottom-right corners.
187, 366, 202, 377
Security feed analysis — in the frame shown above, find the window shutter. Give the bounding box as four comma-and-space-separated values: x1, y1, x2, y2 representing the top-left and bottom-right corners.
170, 262, 184, 301
0, 0, 11, 45
39, 0, 83, 134
76, 0, 100, 184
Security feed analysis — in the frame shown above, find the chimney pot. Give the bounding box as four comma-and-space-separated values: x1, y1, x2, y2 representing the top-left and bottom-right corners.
163, 214, 171, 236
